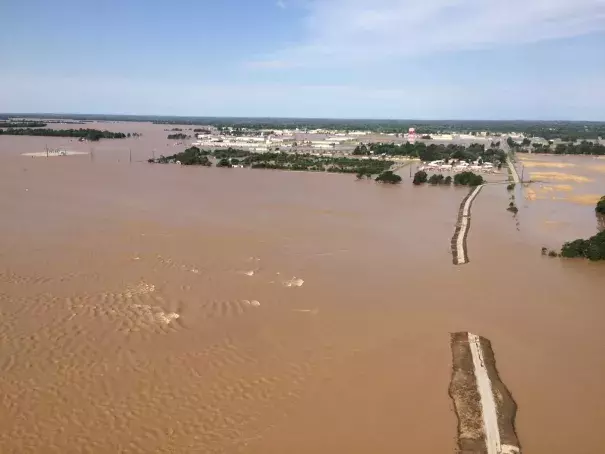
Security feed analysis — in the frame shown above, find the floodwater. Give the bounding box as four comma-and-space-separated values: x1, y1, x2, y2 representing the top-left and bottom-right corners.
1, 124, 604, 453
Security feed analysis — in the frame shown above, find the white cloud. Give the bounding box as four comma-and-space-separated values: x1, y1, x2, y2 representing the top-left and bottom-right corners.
251, 0, 605, 67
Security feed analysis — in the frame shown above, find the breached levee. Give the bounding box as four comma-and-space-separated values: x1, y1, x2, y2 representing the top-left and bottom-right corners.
451, 185, 485, 265
449, 332, 521, 454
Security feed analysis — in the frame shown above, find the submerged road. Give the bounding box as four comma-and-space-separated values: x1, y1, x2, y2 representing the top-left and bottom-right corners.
507, 157, 521, 185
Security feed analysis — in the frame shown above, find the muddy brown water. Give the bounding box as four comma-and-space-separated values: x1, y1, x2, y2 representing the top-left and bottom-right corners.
1, 125, 604, 453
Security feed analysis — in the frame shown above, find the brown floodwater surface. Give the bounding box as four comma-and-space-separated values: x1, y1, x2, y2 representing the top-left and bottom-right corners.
1, 128, 604, 453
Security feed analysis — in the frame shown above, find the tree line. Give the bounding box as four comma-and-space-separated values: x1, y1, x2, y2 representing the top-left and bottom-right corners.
354, 142, 506, 165
167, 133, 190, 140
149, 146, 394, 176
0, 128, 132, 141
413, 170, 483, 186
519, 141, 605, 156
151, 147, 211, 166
545, 197, 605, 261
0, 121, 47, 128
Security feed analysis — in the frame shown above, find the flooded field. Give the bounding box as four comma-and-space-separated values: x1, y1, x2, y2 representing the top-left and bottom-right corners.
515, 153, 605, 247
1, 125, 604, 453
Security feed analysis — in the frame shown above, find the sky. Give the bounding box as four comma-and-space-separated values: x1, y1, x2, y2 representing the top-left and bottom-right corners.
1, 0, 604, 120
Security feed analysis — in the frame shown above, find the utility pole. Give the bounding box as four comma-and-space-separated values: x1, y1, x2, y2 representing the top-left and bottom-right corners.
45, 144, 48, 158
152, 149, 156, 161
129, 148, 132, 164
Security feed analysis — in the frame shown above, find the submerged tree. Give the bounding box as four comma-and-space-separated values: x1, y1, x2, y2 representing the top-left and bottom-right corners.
413, 170, 428, 185
561, 230, 605, 261
217, 158, 232, 168
596, 196, 605, 215
375, 171, 402, 184
454, 171, 484, 187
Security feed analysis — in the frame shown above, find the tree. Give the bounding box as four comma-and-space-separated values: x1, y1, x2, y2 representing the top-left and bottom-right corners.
413, 170, 428, 185
596, 196, 605, 215
561, 230, 605, 261
353, 144, 370, 155
154, 146, 211, 166
454, 171, 484, 186
167, 133, 188, 140
428, 174, 445, 185
506, 137, 516, 149
375, 171, 402, 184
217, 158, 232, 168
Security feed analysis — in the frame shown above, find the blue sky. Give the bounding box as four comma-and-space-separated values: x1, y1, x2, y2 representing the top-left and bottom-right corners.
1, 0, 604, 120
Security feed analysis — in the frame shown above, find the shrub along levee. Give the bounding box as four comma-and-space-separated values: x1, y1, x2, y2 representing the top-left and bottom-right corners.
414, 170, 482, 187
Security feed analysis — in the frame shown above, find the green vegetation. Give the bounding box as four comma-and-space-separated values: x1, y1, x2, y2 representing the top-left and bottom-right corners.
151, 146, 212, 166
355, 142, 506, 165
428, 174, 448, 185
596, 196, 605, 215
0, 121, 47, 128
150, 146, 393, 176
352, 144, 370, 155
453, 171, 484, 186
531, 141, 605, 156
413, 170, 428, 185
0, 128, 128, 141
560, 230, 605, 261
213, 147, 250, 160
507, 183, 516, 191
242, 152, 393, 175
144, 118, 605, 140
216, 158, 232, 168
375, 171, 402, 184
167, 133, 189, 140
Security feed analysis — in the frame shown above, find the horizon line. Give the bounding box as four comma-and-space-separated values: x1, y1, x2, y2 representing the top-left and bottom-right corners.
2, 112, 604, 123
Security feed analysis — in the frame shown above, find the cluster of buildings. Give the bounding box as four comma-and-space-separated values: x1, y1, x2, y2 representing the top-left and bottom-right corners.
191, 132, 367, 153
188, 126, 534, 156
419, 160, 498, 174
